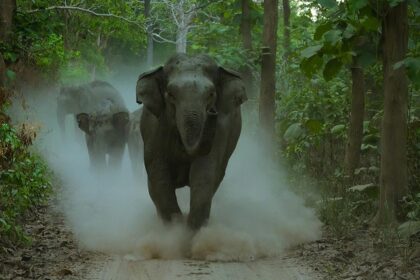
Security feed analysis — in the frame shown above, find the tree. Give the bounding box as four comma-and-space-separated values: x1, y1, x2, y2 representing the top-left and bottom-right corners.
144, 0, 153, 66
282, 0, 290, 60
0, 0, 16, 44
240, 0, 254, 97
151, 0, 213, 53
259, 0, 279, 139
376, 1, 409, 224
343, 58, 365, 179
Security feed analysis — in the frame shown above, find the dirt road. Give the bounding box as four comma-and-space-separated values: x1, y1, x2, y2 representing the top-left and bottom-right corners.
88, 255, 320, 280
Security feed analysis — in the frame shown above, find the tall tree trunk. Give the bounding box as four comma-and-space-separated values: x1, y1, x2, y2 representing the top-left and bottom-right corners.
344, 58, 365, 179
0, 0, 16, 44
144, 0, 154, 67
240, 0, 254, 98
282, 0, 290, 60
0, 53, 5, 88
259, 0, 279, 140
376, 1, 408, 225
176, 29, 188, 53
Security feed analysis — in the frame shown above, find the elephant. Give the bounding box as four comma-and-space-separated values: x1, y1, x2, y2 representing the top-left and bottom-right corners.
56, 84, 91, 138
136, 54, 247, 230
75, 81, 129, 171
127, 106, 144, 178
57, 81, 127, 138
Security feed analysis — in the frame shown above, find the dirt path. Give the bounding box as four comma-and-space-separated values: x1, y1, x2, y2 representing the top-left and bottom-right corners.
87, 255, 320, 280
0, 201, 322, 280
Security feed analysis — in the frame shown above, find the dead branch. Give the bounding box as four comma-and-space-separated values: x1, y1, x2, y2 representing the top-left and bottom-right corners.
26, 5, 142, 28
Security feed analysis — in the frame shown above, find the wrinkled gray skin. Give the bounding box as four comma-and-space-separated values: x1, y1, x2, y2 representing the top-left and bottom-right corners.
75, 81, 129, 171
127, 106, 144, 178
136, 54, 247, 230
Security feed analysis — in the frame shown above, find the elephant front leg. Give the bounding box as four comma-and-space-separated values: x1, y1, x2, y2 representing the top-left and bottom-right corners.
188, 184, 215, 230
147, 165, 182, 223
188, 161, 219, 230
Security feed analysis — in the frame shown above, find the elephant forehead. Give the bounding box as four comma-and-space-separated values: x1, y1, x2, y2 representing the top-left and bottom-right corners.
168, 74, 214, 93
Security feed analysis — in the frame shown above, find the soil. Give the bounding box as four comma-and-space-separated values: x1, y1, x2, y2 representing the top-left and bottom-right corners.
1, 200, 419, 279
0, 199, 322, 280
294, 227, 420, 280
0, 202, 104, 280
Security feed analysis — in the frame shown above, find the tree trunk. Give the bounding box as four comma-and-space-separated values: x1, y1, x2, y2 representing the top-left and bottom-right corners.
376, 2, 408, 225
259, 0, 279, 140
282, 0, 290, 60
0, 53, 5, 87
176, 29, 188, 53
144, 0, 154, 67
344, 59, 365, 179
0, 0, 16, 44
240, 0, 255, 98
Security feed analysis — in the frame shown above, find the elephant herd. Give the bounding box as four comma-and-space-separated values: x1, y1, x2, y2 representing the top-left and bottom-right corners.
57, 80, 143, 175
57, 54, 247, 230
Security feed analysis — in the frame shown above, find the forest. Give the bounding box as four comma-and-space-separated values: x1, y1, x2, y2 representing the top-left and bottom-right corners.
0, 0, 419, 279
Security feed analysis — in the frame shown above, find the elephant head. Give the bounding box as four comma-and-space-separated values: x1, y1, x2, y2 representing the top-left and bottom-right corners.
57, 85, 89, 134
76, 111, 129, 137
136, 54, 247, 156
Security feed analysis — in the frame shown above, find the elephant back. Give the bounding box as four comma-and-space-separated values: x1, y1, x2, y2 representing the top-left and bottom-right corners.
89, 80, 128, 114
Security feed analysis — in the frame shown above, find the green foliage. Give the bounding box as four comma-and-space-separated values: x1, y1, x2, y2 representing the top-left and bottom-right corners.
0, 123, 52, 244
299, 1, 381, 81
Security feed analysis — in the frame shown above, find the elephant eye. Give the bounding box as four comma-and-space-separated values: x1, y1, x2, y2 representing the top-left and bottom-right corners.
167, 91, 176, 100
208, 91, 216, 99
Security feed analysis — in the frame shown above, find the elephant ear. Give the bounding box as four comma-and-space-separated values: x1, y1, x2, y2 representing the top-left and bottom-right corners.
136, 66, 164, 117
217, 67, 248, 114
76, 113, 90, 134
112, 112, 129, 136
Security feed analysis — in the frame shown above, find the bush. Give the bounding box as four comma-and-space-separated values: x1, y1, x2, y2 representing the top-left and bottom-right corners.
0, 123, 51, 244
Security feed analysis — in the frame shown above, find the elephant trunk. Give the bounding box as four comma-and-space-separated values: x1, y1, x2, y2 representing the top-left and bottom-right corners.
178, 109, 205, 155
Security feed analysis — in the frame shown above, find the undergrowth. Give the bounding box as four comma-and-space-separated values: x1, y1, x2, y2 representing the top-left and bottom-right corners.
0, 121, 52, 245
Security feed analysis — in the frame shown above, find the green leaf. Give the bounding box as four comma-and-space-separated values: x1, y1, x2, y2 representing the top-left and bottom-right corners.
388, 0, 404, 7
323, 58, 342, 81
300, 55, 323, 77
317, 0, 337, 9
348, 183, 375, 192
398, 221, 420, 238
314, 22, 333, 40
349, 0, 369, 13
5, 69, 16, 81
323, 30, 342, 46
361, 16, 380, 31
331, 124, 345, 134
284, 123, 304, 141
301, 44, 323, 58
358, 51, 377, 67
343, 24, 356, 39
305, 119, 323, 134
348, 183, 378, 198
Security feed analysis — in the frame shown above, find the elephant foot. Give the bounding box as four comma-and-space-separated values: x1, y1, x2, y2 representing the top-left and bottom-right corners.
187, 214, 209, 231
158, 208, 183, 224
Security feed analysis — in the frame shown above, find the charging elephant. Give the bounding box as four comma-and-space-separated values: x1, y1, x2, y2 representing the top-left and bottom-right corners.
76, 81, 129, 171
57, 81, 127, 138
127, 106, 144, 178
136, 54, 247, 230
56, 84, 91, 138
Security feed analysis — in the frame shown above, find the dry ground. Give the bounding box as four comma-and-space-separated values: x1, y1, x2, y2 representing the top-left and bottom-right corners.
1, 201, 419, 280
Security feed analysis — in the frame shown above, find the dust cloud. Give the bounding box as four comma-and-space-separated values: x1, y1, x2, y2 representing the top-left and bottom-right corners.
11, 75, 322, 262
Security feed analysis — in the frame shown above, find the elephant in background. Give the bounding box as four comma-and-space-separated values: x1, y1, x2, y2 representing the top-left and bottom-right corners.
136, 54, 247, 230
57, 81, 127, 138
127, 106, 144, 178
76, 81, 129, 171
56, 84, 91, 138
